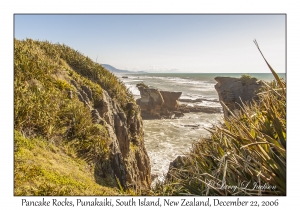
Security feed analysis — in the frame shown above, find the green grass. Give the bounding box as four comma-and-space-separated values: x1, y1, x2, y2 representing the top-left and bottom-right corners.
14, 38, 139, 195
14, 130, 119, 196
240, 74, 255, 85
14, 41, 108, 164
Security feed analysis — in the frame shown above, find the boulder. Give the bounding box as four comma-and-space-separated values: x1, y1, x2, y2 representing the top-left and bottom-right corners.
167, 155, 188, 180
173, 111, 184, 118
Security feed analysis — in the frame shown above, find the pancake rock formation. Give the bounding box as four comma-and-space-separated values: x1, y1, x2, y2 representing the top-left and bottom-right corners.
136, 83, 183, 119
214, 75, 263, 118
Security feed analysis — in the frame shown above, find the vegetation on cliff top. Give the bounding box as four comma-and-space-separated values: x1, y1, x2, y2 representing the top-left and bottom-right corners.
136, 82, 149, 89
14, 39, 136, 195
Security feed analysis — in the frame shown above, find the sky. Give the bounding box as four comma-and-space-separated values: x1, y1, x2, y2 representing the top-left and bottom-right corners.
14, 14, 286, 73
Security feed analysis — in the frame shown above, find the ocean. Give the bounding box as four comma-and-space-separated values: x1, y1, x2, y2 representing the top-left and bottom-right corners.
117, 73, 286, 184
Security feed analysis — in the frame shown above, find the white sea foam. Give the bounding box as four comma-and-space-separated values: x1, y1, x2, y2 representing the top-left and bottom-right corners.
143, 112, 222, 184
118, 73, 224, 184
124, 83, 141, 96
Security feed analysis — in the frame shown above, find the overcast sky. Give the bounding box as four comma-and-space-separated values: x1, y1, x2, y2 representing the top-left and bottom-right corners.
14, 14, 285, 73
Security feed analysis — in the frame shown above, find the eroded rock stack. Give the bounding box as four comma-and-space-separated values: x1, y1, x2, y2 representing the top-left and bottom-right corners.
214, 76, 263, 118
136, 84, 183, 119
136, 83, 223, 119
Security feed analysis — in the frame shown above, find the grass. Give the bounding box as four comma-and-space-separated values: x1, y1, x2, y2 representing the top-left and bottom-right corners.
151, 41, 286, 196
14, 40, 109, 165
14, 130, 119, 196
14, 38, 139, 195
240, 74, 255, 85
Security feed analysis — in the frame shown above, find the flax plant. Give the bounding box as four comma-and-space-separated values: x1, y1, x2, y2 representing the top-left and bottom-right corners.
153, 41, 286, 196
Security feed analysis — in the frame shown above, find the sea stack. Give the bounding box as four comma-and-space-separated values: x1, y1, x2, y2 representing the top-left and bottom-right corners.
214, 76, 263, 118
136, 83, 183, 119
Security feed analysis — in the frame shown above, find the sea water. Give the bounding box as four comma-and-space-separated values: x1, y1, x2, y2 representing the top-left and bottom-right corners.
117, 73, 285, 184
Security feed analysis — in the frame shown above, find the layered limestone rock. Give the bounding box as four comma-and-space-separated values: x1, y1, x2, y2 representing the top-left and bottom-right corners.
214, 76, 263, 118
160, 91, 182, 111
136, 84, 183, 119
72, 80, 151, 190
136, 84, 222, 118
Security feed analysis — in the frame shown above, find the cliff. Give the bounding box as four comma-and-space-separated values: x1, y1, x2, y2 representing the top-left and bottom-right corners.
75, 82, 151, 190
14, 39, 151, 195
214, 75, 263, 118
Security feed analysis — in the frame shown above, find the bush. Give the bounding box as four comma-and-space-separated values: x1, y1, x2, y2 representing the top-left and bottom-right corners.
14, 39, 128, 195
136, 82, 149, 89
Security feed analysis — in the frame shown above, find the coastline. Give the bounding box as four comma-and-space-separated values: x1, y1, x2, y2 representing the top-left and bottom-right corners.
118, 72, 286, 187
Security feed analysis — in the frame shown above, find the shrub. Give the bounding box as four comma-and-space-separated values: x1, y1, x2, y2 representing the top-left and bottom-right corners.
136, 82, 149, 89
14, 39, 129, 195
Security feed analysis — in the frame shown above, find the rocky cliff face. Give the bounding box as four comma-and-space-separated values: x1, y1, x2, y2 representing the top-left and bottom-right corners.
214, 76, 263, 118
72, 80, 151, 190
136, 85, 182, 119
14, 39, 152, 195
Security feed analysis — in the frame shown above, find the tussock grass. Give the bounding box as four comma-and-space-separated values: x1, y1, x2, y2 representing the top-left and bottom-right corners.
14, 130, 119, 195
14, 39, 110, 164
152, 41, 286, 196
14, 38, 135, 195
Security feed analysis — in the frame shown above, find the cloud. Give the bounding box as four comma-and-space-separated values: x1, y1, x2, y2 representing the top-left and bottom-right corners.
146, 65, 181, 73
